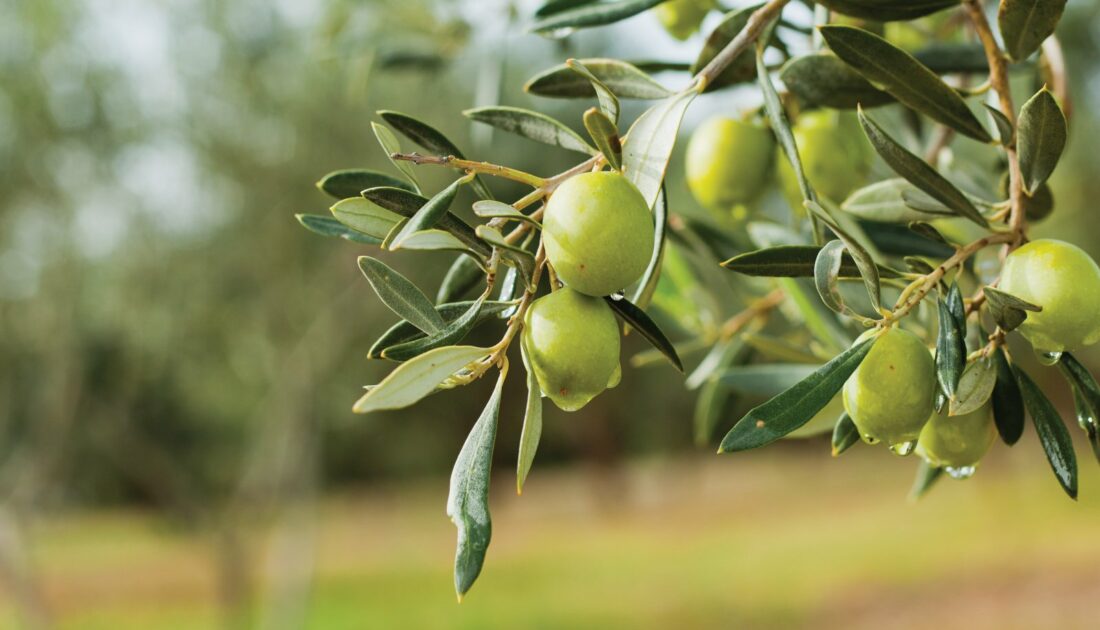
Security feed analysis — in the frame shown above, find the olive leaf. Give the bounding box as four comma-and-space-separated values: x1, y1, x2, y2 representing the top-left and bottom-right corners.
722, 244, 900, 279
1014, 365, 1078, 499
717, 364, 820, 395
861, 222, 954, 259
908, 221, 950, 246
447, 370, 504, 598
604, 296, 683, 372
391, 174, 473, 249
464, 106, 597, 155
814, 239, 852, 316
330, 197, 403, 241
914, 43, 990, 75
686, 338, 744, 390
719, 338, 876, 452
363, 187, 491, 257
381, 296, 487, 361
358, 256, 447, 334
1017, 88, 1067, 195
524, 58, 672, 99
475, 225, 536, 289
950, 356, 997, 416
569, 59, 621, 123
437, 255, 485, 304
529, 0, 668, 34
832, 412, 860, 457
694, 378, 730, 446
821, 26, 992, 143
394, 230, 473, 255
991, 346, 1025, 445
517, 342, 543, 494
805, 201, 882, 313
621, 88, 696, 209
858, 108, 988, 227
353, 345, 492, 414
935, 283, 967, 399
472, 200, 541, 225
368, 300, 513, 360
316, 168, 416, 199
984, 285, 1041, 333
998, 0, 1068, 62
984, 104, 1015, 146
691, 5, 760, 91
817, 0, 961, 21
582, 107, 623, 171
909, 460, 944, 501
780, 53, 893, 109
370, 122, 422, 193
758, 40, 814, 206
377, 110, 494, 200
842, 179, 953, 223
631, 183, 668, 308
1056, 353, 1100, 463
296, 214, 382, 245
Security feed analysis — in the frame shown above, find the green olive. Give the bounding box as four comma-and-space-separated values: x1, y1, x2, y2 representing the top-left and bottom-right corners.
843, 327, 936, 447
916, 402, 996, 469
685, 116, 776, 215
522, 287, 621, 412
655, 0, 712, 40
543, 171, 655, 297
776, 110, 873, 209
999, 239, 1100, 353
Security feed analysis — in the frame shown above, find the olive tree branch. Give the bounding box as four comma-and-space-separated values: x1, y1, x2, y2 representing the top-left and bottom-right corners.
693, 0, 792, 91
390, 152, 548, 187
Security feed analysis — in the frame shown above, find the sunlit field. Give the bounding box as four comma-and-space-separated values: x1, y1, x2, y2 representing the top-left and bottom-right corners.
6, 441, 1099, 629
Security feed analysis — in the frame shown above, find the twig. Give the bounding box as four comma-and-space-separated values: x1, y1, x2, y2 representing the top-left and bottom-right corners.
390, 152, 547, 187
693, 0, 792, 91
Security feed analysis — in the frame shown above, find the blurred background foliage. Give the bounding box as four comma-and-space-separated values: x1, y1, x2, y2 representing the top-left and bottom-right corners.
2, 0, 1100, 627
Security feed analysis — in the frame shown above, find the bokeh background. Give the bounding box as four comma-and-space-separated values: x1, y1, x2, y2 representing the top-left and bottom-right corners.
2, 0, 1100, 628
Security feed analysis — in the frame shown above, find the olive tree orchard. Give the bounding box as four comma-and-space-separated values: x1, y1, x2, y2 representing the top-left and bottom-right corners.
298, 0, 1096, 598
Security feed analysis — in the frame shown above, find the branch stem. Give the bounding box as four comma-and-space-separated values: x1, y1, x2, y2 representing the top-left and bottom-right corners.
390, 152, 547, 187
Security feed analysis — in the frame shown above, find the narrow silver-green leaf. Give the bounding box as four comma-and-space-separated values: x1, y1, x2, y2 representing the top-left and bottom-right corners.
517, 343, 543, 494
529, 0, 667, 34
604, 296, 683, 372
463, 106, 596, 155
1017, 88, 1067, 195
950, 356, 997, 416
391, 174, 472, 249
719, 338, 876, 452
842, 178, 953, 223
296, 214, 381, 245
717, 364, 819, 396
316, 169, 415, 199
832, 412, 860, 456
817, 0, 960, 21
630, 183, 668, 307
363, 187, 491, 257
583, 107, 623, 171
331, 198, 403, 241
722, 244, 899, 279
448, 372, 504, 598
821, 26, 991, 142
805, 200, 882, 313
1014, 365, 1078, 499
377, 110, 494, 200
524, 58, 672, 99
570, 59, 620, 123
858, 109, 988, 227
814, 239, 850, 316
394, 230, 471, 254
471, 200, 541, 225
353, 345, 491, 414
757, 41, 815, 205
381, 297, 487, 362
998, 0, 1067, 61
367, 300, 511, 360
358, 256, 446, 334
622, 89, 696, 209
779, 53, 893, 109
370, 122, 422, 193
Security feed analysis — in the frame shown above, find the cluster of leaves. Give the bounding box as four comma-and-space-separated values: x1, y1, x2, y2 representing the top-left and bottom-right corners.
297, 0, 1090, 598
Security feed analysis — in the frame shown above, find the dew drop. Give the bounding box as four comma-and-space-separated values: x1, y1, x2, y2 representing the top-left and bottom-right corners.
608, 291, 625, 301
1035, 349, 1063, 366
945, 465, 977, 480
888, 440, 917, 456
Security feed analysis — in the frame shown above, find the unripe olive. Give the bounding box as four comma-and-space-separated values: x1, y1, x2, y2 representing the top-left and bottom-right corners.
685, 116, 776, 215
522, 287, 622, 412
543, 171, 655, 297
843, 327, 936, 447
999, 239, 1100, 353
654, 0, 712, 40
916, 402, 996, 469
776, 110, 873, 208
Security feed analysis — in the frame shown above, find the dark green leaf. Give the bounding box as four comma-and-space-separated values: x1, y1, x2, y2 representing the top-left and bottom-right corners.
1014, 365, 1077, 499
582, 108, 623, 171
858, 109, 988, 227
1057, 353, 1100, 463
353, 345, 491, 413
780, 53, 893, 109
817, 0, 960, 21
1017, 88, 1067, 195
368, 300, 512, 360
630, 184, 668, 308
822, 26, 991, 142
722, 245, 899, 279
904, 256, 936, 275
984, 285, 1041, 333
832, 412, 860, 456
463, 106, 596, 155
363, 187, 491, 257
377, 111, 494, 200
524, 58, 672, 99
529, 0, 667, 34
316, 169, 415, 199
914, 43, 989, 74
604, 296, 683, 372
759, 41, 814, 204
370, 122, 422, 192
908, 221, 950, 245
296, 214, 381, 245
909, 459, 944, 501
935, 287, 966, 399
570, 59, 621, 123
950, 356, 997, 416
622, 89, 695, 209
1071, 387, 1100, 464
691, 5, 760, 91
719, 338, 876, 452
447, 372, 503, 598
517, 343, 543, 494
535, 0, 596, 18
381, 297, 487, 361
984, 104, 1014, 146
391, 174, 472, 249
992, 346, 1025, 445
998, 0, 1067, 61
437, 255, 485, 304
358, 256, 446, 334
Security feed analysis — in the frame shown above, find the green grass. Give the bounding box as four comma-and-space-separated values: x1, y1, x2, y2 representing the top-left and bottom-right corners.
5, 442, 1100, 629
